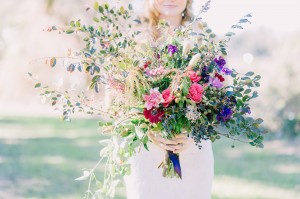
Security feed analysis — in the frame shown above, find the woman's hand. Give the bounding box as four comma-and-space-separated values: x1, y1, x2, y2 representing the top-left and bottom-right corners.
148, 132, 191, 153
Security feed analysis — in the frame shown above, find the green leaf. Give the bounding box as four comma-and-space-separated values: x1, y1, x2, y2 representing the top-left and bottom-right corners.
239, 19, 251, 24
254, 75, 261, 80
225, 32, 235, 37
245, 71, 254, 76
232, 25, 243, 29
205, 29, 212, 33
143, 143, 149, 151
221, 50, 227, 56
209, 33, 216, 38
251, 91, 258, 98
104, 3, 109, 10
98, 121, 113, 127
236, 92, 243, 97
34, 83, 41, 88
128, 3, 133, 10
242, 95, 249, 102
50, 57, 56, 67
244, 89, 251, 94
244, 13, 252, 18
75, 20, 81, 27
255, 118, 264, 124
152, 122, 163, 131
65, 29, 74, 34
98, 6, 104, 13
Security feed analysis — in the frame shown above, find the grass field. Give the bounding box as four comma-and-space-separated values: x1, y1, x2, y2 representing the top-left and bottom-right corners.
0, 116, 299, 199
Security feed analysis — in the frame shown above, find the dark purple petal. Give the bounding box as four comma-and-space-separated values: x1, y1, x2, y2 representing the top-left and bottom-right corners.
222, 67, 232, 75
214, 56, 226, 69
168, 44, 178, 55
217, 107, 233, 122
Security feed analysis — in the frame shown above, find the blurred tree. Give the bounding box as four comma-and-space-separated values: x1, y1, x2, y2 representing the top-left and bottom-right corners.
277, 94, 300, 139
46, 0, 55, 14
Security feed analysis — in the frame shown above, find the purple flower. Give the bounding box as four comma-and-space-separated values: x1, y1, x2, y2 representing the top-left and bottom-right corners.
157, 53, 161, 59
222, 67, 232, 75
201, 66, 210, 83
168, 44, 178, 55
244, 107, 251, 114
210, 77, 223, 88
214, 56, 226, 69
217, 107, 233, 122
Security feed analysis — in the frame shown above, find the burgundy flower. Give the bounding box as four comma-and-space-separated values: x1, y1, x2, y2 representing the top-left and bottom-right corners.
143, 108, 164, 124
143, 61, 151, 69
215, 73, 225, 82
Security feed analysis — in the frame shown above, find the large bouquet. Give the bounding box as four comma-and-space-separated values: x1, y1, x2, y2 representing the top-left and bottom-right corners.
31, 1, 267, 198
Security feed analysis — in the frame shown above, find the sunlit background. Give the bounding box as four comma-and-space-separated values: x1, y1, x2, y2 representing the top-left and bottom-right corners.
0, 0, 299, 198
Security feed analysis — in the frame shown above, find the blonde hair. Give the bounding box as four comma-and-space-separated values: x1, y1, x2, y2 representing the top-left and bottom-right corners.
144, 0, 194, 41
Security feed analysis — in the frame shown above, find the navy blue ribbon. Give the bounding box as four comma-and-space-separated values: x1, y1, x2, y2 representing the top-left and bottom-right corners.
168, 150, 182, 179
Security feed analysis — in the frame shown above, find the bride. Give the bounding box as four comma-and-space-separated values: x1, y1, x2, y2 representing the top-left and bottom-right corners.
123, 0, 214, 199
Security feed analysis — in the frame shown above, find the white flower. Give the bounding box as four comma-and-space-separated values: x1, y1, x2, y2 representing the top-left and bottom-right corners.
182, 40, 193, 56
185, 105, 200, 122
188, 53, 201, 68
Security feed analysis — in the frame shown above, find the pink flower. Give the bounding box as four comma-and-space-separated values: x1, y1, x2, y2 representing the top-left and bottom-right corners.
146, 66, 166, 76
143, 88, 164, 110
188, 71, 202, 83
162, 88, 175, 107
187, 83, 204, 103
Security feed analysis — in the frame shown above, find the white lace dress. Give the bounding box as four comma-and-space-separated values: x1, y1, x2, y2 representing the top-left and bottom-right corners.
123, 139, 214, 199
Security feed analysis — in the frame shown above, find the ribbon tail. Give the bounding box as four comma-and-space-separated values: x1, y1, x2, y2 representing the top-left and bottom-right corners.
167, 150, 182, 179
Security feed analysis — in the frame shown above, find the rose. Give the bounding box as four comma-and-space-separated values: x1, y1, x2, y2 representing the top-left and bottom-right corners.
188, 71, 201, 83
162, 88, 175, 107
187, 83, 204, 103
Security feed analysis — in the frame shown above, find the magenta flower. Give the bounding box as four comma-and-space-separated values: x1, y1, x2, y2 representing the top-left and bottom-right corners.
143, 88, 164, 110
